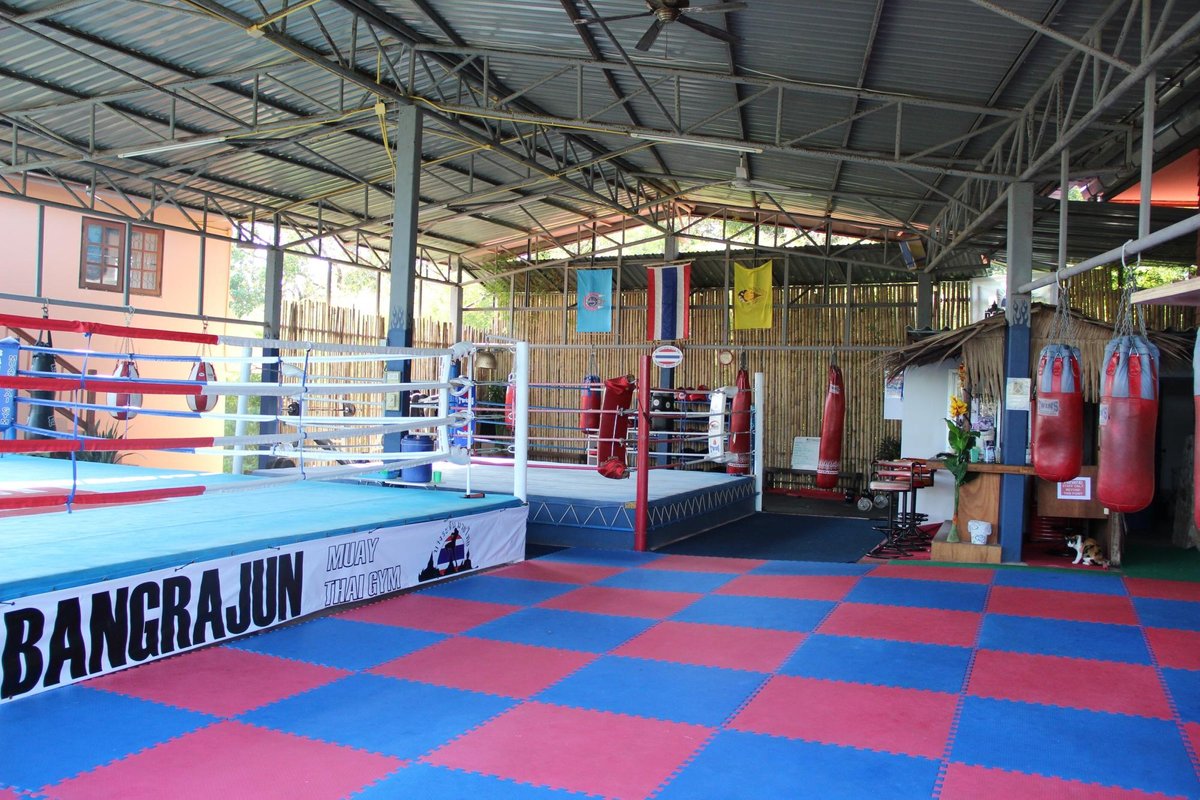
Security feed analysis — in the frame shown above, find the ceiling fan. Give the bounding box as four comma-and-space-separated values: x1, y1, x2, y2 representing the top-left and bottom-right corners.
727, 154, 794, 193
575, 0, 747, 51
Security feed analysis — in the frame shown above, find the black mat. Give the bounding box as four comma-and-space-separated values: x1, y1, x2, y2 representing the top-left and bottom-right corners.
655, 513, 885, 562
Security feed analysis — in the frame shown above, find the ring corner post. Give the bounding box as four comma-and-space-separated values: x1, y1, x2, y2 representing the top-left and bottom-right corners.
753, 371, 765, 512
514, 341, 530, 503
1, 337, 18, 441
635, 353, 651, 551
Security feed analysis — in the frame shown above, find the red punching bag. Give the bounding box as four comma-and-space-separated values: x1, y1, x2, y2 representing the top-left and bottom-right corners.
580, 373, 601, 432
1097, 335, 1159, 513
187, 361, 219, 413
1032, 344, 1083, 482
596, 375, 635, 479
504, 372, 516, 427
107, 358, 142, 421
727, 368, 751, 475
816, 364, 845, 489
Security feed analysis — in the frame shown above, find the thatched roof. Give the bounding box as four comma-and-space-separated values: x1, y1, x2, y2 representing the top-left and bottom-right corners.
884, 303, 1193, 402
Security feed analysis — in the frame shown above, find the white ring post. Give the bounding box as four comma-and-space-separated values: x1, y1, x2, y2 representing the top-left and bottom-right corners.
231, 346, 251, 475
753, 371, 765, 512
513, 341, 530, 503
436, 352, 451, 454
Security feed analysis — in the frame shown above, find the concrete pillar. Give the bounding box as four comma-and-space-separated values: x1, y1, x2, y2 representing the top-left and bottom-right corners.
383, 105, 423, 460
999, 182, 1034, 562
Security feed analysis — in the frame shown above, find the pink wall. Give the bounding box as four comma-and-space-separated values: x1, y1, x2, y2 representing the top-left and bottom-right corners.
1, 181, 247, 473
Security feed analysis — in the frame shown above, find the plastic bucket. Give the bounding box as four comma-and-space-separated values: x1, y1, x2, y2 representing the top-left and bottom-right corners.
400, 434, 434, 483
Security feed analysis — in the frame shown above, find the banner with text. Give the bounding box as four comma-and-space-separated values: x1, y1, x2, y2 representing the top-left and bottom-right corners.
0, 505, 527, 702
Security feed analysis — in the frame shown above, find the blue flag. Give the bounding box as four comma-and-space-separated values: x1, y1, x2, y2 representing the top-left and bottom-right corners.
576, 269, 613, 333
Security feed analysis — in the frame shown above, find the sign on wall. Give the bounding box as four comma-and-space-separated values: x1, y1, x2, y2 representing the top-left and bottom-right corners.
791, 436, 821, 470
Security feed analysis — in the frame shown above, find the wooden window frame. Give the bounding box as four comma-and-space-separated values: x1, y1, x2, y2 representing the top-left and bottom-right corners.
79, 217, 165, 297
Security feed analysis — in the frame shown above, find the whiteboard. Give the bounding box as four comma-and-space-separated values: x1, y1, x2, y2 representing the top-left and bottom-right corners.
791, 436, 821, 470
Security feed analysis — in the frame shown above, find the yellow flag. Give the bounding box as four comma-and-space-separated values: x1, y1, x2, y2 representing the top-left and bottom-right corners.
733, 261, 772, 330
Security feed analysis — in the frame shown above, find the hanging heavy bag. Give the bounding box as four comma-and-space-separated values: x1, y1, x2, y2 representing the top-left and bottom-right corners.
815, 364, 845, 489
580, 373, 601, 432
1097, 335, 1159, 512
187, 361, 219, 413
1032, 344, 1084, 482
26, 330, 56, 438
504, 373, 516, 428
596, 375, 635, 478
727, 368, 751, 475
107, 358, 142, 421
651, 391, 675, 433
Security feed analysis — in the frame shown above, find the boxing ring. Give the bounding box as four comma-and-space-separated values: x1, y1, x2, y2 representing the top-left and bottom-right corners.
0, 316, 528, 702
387, 349, 762, 550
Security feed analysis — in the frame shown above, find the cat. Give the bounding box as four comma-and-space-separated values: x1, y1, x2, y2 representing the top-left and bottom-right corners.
1065, 534, 1110, 568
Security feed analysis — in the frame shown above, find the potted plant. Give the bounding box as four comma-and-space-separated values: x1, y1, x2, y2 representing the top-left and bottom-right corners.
944, 395, 977, 543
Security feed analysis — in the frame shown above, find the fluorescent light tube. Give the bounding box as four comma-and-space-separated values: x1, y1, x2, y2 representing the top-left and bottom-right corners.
118, 136, 227, 159
631, 133, 762, 154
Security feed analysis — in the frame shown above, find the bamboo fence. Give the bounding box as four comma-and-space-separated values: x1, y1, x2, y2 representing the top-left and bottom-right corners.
281, 274, 1195, 486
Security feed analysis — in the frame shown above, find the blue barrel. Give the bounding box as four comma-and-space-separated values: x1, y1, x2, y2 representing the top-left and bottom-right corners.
400, 434, 434, 482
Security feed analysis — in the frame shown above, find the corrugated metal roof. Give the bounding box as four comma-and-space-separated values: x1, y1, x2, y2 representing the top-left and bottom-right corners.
0, 0, 1194, 280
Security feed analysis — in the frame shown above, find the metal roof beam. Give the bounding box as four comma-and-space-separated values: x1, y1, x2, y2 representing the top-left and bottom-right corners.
326, 0, 675, 199
967, 0, 1136, 73
403, 41, 1032, 120
409, 99, 1014, 181
558, 0, 672, 176
182, 0, 670, 234
924, 2, 1200, 271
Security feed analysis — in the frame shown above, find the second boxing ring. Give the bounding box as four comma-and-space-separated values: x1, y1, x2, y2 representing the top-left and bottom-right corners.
403, 351, 763, 550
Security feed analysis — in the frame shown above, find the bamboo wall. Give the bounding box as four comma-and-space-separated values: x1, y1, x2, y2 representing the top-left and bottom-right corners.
1071, 267, 1198, 331
281, 273, 1192, 486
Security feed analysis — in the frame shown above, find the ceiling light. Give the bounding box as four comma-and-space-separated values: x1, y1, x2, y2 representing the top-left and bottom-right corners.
631, 133, 762, 154
118, 136, 228, 159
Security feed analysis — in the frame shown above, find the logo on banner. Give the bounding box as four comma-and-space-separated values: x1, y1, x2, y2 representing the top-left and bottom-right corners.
418, 523, 473, 582
582, 291, 605, 311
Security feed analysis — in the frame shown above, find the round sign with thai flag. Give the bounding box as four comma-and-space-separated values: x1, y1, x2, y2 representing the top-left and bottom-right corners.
652, 345, 684, 369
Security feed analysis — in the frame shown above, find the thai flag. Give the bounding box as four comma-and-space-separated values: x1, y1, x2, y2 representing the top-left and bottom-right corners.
647, 263, 691, 341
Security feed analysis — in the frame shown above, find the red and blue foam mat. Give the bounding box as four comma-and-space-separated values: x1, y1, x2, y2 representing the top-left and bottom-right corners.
2, 551, 1198, 799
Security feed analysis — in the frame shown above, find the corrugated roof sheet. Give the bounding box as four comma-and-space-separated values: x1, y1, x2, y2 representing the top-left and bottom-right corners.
0, 0, 1193, 277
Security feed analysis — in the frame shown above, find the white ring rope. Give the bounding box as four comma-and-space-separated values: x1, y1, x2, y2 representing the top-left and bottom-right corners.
0, 316, 516, 506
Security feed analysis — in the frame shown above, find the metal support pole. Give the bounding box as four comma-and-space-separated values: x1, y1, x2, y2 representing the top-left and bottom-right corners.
383, 105, 423, 468
121, 220, 133, 308
451, 256, 463, 341
1140, 0, 1155, 241
1058, 148, 1070, 272
197, 204, 208, 317
916, 271, 933, 329
635, 353, 651, 551
514, 341, 530, 503
1000, 182, 1034, 563
753, 371, 765, 512
34, 206, 44, 299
